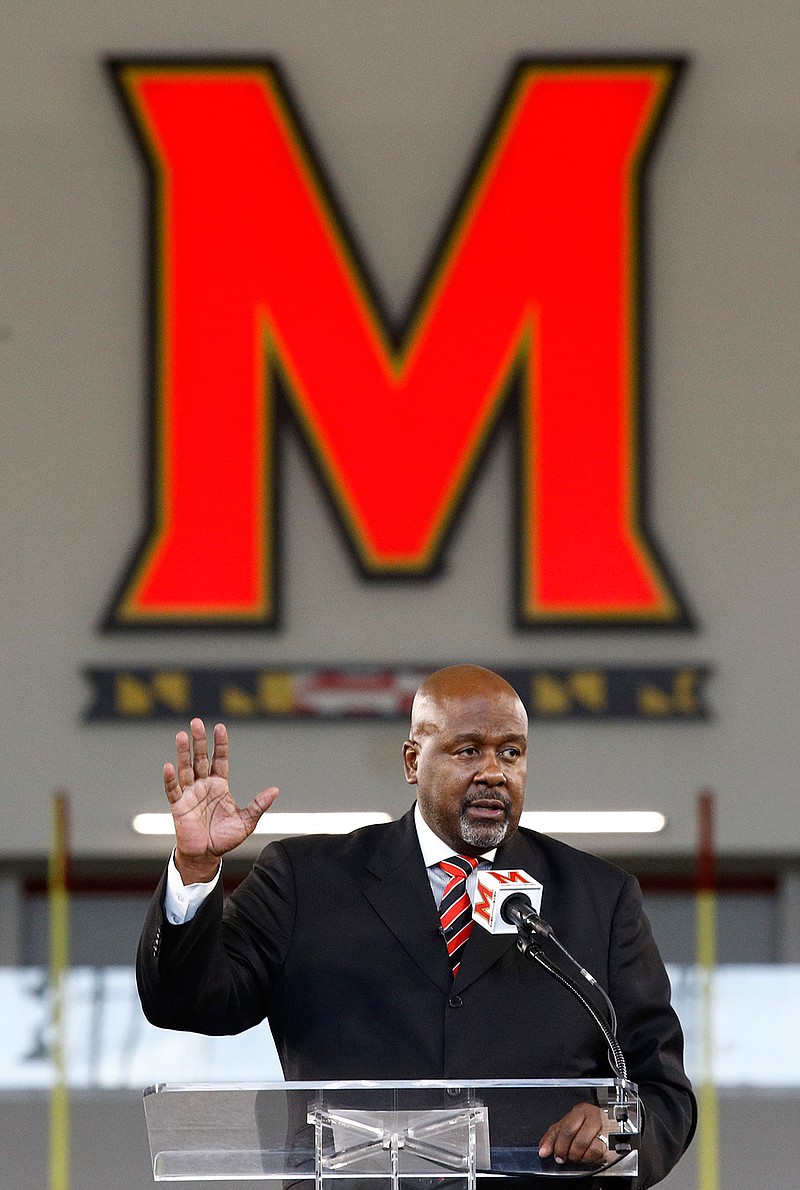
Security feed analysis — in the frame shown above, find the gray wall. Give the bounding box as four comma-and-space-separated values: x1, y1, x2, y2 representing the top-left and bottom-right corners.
2, 1, 799, 865
1, 1, 799, 864
2, 8, 799, 1187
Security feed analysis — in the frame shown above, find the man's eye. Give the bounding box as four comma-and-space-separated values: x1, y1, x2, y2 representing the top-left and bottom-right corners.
502, 748, 520, 759
457, 747, 478, 756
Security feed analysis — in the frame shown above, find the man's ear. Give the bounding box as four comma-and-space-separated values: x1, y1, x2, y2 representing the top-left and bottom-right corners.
402, 740, 419, 785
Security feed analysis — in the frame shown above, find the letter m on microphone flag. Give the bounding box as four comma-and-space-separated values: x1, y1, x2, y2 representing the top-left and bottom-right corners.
473, 870, 543, 934
105, 58, 690, 630
473, 882, 494, 927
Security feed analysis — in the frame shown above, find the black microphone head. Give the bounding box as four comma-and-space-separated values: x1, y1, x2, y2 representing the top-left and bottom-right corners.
501, 893, 553, 937
500, 892, 535, 924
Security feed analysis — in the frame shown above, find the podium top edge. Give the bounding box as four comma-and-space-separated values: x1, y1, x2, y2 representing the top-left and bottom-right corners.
143, 1078, 636, 1097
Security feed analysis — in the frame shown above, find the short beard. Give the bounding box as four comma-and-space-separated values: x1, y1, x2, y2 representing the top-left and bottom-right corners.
459, 816, 510, 848
459, 792, 512, 849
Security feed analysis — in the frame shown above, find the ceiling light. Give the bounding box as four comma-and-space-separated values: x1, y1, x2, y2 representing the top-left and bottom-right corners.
521, 811, 666, 834
132, 811, 392, 837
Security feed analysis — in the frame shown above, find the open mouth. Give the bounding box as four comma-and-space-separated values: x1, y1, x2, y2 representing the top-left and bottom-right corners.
463, 797, 509, 820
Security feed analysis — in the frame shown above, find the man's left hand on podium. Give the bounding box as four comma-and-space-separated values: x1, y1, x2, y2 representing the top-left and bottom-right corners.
538, 1102, 608, 1166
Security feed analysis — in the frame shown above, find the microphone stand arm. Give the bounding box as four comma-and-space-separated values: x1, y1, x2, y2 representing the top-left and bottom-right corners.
514, 932, 637, 1152
515, 934, 627, 1081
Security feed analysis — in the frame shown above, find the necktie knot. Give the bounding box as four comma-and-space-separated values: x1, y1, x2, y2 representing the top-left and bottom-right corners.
440, 854, 479, 882
438, 854, 480, 978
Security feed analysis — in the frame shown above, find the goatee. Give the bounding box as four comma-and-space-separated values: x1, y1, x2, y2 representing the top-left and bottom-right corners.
459, 791, 512, 848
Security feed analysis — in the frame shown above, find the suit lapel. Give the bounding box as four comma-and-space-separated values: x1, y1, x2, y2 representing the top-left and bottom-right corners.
361, 809, 453, 995
453, 827, 547, 993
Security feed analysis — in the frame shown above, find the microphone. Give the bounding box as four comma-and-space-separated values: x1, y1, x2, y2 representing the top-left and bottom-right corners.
471, 870, 543, 935
500, 892, 553, 939
500, 894, 557, 942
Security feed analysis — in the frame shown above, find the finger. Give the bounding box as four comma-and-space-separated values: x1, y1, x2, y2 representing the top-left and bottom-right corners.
554, 1113, 603, 1165
561, 1133, 608, 1165
539, 1106, 603, 1164
190, 717, 210, 780
239, 786, 280, 836
176, 731, 194, 790
210, 723, 229, 781
163, 762, 181, 805
560, 1121, 603, 1164
589, 1133, 610, 1164
538, 1122, 560, 1158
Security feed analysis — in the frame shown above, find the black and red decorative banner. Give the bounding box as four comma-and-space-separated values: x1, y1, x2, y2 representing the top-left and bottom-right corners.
84, 665, 710, 722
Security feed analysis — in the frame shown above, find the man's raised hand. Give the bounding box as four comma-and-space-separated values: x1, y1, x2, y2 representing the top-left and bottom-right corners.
164, 719, 279, 883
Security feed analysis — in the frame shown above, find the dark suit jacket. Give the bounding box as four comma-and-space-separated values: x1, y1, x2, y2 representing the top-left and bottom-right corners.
137, 808, 695, 1188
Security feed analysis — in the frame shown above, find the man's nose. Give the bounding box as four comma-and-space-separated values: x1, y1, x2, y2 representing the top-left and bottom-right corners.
476, 754, 505, 784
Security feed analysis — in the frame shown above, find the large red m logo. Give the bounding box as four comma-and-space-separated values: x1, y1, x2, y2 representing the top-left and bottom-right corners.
106, 58, 690, 629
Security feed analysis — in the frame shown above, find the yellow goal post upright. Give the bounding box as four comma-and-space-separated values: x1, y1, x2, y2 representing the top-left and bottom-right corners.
696, 788, 719, 1190
49, 790, 71, 1190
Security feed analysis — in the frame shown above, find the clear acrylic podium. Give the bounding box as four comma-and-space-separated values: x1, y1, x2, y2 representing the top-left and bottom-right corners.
142, 1079, 640, 1184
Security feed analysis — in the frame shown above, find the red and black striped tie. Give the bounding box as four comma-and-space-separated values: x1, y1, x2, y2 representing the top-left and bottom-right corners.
439, 854, 480, 978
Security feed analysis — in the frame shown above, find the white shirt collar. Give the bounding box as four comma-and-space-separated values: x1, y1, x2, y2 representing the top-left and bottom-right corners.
414, 802, 498, 867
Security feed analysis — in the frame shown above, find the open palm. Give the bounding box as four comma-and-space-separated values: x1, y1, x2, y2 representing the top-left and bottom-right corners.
164, 719, 279, 873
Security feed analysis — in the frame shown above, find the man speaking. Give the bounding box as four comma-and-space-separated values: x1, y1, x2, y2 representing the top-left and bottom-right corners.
137, 665, 695, 1187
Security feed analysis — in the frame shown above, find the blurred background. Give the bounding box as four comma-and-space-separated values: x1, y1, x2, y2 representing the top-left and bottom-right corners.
1, 2, 799, 1187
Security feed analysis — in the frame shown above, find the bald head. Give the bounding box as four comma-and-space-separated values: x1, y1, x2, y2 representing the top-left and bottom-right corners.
404, 665, 528, 855
410, 665, 528, 738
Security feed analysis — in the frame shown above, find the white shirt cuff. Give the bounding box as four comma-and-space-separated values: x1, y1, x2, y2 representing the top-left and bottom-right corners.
164, 849, 222, 925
